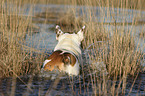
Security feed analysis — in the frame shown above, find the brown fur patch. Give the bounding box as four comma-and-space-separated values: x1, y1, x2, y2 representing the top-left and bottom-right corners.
62, 52, 76, 66
44, 50, 76, 71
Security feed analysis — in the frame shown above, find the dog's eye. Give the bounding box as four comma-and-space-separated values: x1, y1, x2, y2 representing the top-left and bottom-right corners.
58, 31, 61, 34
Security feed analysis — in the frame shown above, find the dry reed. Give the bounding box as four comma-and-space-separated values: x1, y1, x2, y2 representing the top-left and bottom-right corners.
61, 0, 145, 95
0, 0, 44, 77
0, 0, 144, 96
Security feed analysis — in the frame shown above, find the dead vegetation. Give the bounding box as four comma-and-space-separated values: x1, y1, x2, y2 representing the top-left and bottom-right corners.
0, 0, 144, 95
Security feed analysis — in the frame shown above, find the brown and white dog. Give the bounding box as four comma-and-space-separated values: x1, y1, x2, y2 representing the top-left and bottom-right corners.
42, 25, 85, 76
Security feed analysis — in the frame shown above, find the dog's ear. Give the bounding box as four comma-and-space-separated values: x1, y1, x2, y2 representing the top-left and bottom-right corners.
77, 26, 85, 41
56, 25, 64, 40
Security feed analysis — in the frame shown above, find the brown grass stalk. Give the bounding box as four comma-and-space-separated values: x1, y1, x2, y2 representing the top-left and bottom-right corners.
0, 0, 144, 96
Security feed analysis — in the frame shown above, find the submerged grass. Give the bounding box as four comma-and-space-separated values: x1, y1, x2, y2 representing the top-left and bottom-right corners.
0, 0, 145, 96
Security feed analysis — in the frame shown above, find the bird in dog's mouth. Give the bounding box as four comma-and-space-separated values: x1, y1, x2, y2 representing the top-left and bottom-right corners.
42, 25, 85, 76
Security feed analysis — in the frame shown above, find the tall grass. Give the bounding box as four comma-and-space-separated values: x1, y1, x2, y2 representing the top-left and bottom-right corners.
56, 0, 144, 95
0, 0, 44, 77
0, 0, 144, 96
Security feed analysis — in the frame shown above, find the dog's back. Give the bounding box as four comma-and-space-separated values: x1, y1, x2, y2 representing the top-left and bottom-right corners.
54, 33, 82, 60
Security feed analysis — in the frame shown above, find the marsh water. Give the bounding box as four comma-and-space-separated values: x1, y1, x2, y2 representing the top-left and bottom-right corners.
0, 4, 145, 96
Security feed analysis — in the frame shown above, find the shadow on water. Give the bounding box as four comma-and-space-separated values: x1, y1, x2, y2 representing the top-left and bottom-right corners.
0, 3, 145, 96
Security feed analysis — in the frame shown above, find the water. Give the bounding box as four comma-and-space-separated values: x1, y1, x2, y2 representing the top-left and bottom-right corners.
24, 24, 57, 52
1, 3, 145, 96
18, 4, 145, 52
0, 72, 145, 96
6, 3, 145, 23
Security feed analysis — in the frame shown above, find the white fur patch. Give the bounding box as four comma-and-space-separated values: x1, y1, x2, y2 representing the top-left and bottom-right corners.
56, 25, 60, 29
43, 59, 51, 67
65, 60, 79, 76
82, 26, 85, 29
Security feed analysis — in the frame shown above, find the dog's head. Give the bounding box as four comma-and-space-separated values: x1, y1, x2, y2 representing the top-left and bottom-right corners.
55, 25, 85, 45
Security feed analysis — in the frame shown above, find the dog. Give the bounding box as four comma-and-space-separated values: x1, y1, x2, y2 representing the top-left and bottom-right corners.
42, 25, 85, 76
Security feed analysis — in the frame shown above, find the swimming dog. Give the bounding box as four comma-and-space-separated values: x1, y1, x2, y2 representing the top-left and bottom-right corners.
42, 25, 85, 76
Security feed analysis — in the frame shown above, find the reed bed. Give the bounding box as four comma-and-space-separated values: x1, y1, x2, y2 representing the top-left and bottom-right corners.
0, 0, 44, 78
0, 0, 144, 96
